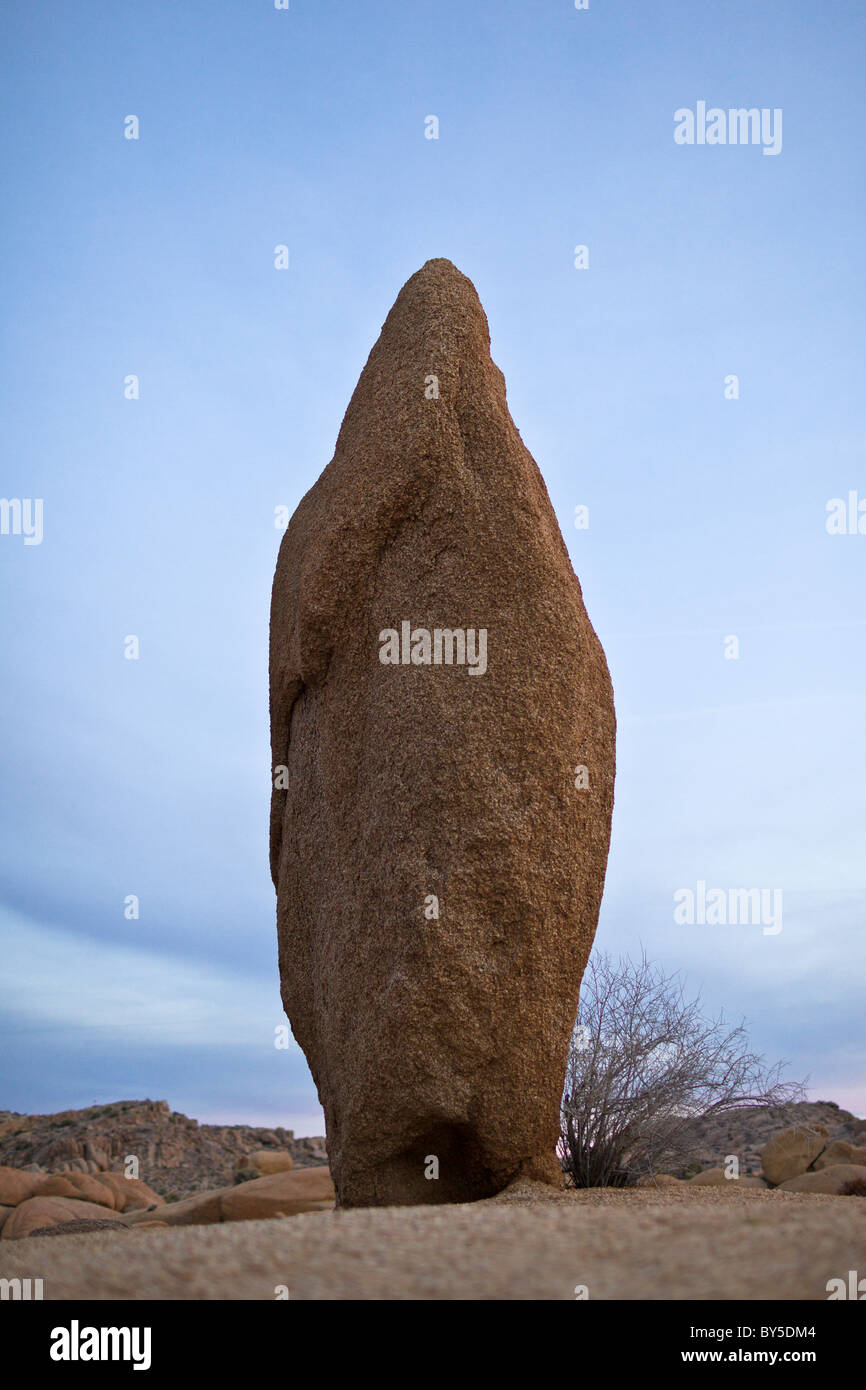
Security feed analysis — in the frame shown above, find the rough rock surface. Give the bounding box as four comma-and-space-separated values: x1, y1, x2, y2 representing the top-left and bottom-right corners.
269, 258, 616, 1207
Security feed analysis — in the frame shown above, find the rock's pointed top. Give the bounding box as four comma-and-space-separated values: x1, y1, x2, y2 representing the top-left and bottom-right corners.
320, 258, 497, 478
376, 257, 491, 354
414, 255, 466, 277
405, 255, 476, 287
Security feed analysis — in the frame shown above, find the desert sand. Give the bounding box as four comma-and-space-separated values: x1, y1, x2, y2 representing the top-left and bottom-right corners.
3, 1182, 864, 1301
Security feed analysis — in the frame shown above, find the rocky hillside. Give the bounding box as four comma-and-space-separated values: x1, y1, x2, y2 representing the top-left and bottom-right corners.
0, 1100, 327, 1201
671, 1100, 866, 1177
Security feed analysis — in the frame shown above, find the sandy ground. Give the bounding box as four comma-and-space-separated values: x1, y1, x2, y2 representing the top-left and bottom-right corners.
2, 1183, 865, 1300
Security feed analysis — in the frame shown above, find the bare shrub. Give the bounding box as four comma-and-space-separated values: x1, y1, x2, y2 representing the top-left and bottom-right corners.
560, 951, 804, 1187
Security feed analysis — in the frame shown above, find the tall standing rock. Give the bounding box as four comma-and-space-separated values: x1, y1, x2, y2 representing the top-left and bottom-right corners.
270, 259, 615, 1206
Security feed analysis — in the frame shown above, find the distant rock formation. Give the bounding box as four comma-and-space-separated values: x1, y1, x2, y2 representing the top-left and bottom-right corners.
0, 1101, 326, 1200
270, 258, 616, 1207
669, 1100, 866, 1178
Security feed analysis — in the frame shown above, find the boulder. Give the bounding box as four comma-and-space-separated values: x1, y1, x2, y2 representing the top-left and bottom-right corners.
778, 1164, 866, 1196
634, 1174, 683, 1188
124, 1188, 223, 1227
94, 1172, 165, 1212
33, 1175, 84, 1199
688, 1168, 767, 1187
0, 1205, 13, 1232
60, 1172, 118, 1208
221, 1166, 335, 1222
760, 1125, 828, 1185
2, 1196, 125, 1240
0, 1166, 39, 1206
814, 1140, 866, 1171
269, 258, 616, 1207
245, 1149, 295, 1176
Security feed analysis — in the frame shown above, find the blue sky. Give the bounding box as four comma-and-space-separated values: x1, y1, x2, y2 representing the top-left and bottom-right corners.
1, 0, 864, 1131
